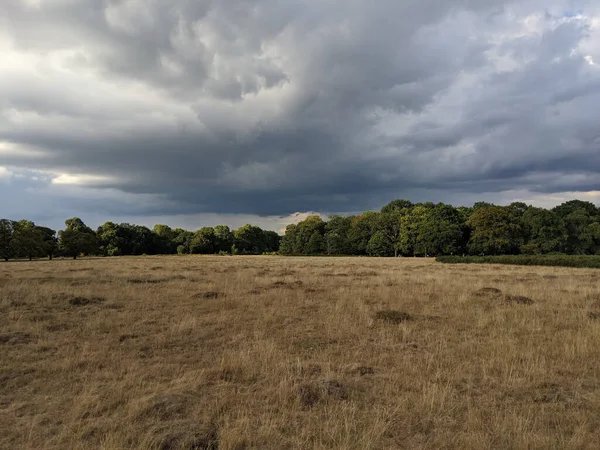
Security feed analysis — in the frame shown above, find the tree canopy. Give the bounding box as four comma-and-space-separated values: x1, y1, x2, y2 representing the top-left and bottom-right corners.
2, 197, 600, 260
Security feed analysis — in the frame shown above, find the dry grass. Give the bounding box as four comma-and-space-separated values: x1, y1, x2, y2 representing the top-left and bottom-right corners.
1, 256, 600, 449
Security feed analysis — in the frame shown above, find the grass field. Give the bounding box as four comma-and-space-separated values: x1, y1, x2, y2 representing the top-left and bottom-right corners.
1, 256, 600, 449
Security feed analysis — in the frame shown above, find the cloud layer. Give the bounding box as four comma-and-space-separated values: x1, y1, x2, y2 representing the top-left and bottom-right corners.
1, 0, 600, 229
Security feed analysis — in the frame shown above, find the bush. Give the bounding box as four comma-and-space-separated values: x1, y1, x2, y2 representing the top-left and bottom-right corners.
436, 254, 600, 269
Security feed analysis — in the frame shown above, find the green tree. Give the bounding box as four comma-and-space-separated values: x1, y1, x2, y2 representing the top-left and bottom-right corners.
172, 228, 193, 255
398, 205, 428, 256
279, 223, 298, 255
324, 215, 353, 255
234, 224, 268, 254
0, 219, 16, 261
521, 207, 566, 254
306, 231, 325, 255
190, 227, 216, 254
59, 218, 97, 259
153, 224, 177, 254
381, 199, 413, 214
11, 220, 44, 260
214, 225, 234, 253
367, 230, 393, 256
416, 204, 465, 256
294, 216, 326, 255
561, 208, 597, 255
37, 226, 58, 260
553, 200, 598, 219
262, 230, 281, 253
467, 206, 523, 255
348, 212, 379, 255
97, 222, 122, 256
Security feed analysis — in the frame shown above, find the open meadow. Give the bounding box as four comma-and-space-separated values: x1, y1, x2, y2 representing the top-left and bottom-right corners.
1, 256, 600, 449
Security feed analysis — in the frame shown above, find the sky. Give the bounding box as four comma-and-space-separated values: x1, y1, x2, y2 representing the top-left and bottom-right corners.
1, 0, 600, 232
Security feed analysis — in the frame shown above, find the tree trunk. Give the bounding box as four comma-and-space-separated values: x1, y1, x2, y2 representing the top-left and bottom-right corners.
49, 254, 53, 261
29, 255, 32, 261
73, 255, 77, 260
394, 248, 398, 258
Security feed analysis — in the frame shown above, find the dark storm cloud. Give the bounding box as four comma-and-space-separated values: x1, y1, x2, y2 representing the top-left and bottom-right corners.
1, 0, 600, 223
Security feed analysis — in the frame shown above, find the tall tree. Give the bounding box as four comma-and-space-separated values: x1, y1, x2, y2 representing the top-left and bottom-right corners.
398, 205, 428, 256
59, 218, 97, 259
37, 226, 58, 260
279, 224, 298, 255
521, 207, 566, 254
467, 206, 523, 255
153, 224, 177, 254
381, 199, 413, 214
214, 225, 234, 253
348, 212, 379, 255
324, 216, 353, 255
0, 219, 15, 261
11, 220, 44, 260
416, 204, 465, 256
190, 227, 216, 254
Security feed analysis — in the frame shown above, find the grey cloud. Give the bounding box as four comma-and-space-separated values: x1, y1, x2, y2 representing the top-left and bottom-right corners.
1, 0, 600, 225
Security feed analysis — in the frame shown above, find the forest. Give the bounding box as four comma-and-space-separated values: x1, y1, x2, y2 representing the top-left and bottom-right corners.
279, 199, 600, 257
1, 198, 600, 260
0, 218, 279, 260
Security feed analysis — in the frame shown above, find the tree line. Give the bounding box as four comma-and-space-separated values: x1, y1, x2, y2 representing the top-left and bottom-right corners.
0, 218, 280, 261
2, 198, 599, 260
280, 199, 600, 256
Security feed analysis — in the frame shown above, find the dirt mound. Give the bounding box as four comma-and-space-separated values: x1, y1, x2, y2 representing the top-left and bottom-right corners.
247, 288, 264, 295
119, 334, 139, 342
44, 323, 71, 332
0, 332, 32, 345
271, 280, 304, 289
344, 364, 375, 376
474, 287, 503, 297
374, 310, 412, 324
297, 379, 348, 408
150, 421, 219, 450
127, 278, 164, 284
588, 312, 600, 320
504, 295, 534, 305
69, 296, 106, 306
192, 291, 221, 300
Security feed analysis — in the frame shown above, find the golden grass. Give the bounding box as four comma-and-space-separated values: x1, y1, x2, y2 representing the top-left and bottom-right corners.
1, 256, 600, 449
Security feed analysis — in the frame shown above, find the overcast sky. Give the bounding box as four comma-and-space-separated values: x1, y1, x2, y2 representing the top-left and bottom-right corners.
1, 0, 600, 231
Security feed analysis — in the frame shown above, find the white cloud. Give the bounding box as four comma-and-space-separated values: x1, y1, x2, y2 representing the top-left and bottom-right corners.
0, 166, 12, 179
51, 173, 116, 185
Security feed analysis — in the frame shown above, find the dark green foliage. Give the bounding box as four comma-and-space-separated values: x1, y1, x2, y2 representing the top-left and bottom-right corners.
467, 206, 523, 255
437, 255, 600, 268
190, 227, 216, 254
0, 219, 16, 261
1, 197, 598, 260
37, 226, 58, 260
58, 218, 97, 259
367, 231, 393, 256
306, 231, 325, 255
11, 220, 44, 260
324, 216, 353, 255
279, 197, 600, 258
280, 216, 325, 255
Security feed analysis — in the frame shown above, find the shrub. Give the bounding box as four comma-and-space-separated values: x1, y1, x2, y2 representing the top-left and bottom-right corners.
436, 255, 600, 269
